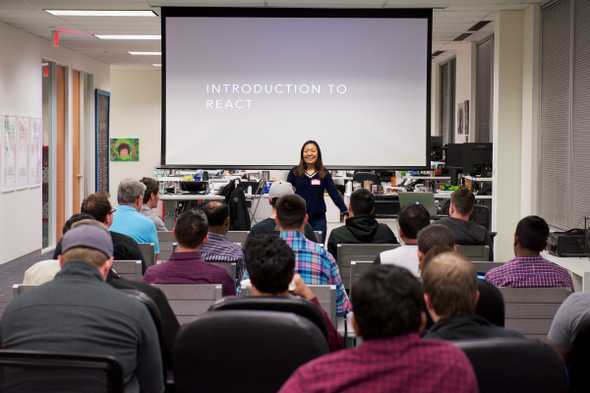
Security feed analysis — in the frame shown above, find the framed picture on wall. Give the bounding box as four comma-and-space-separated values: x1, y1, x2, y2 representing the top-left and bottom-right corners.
95, 89, 110, 193
110, 137, 139, 161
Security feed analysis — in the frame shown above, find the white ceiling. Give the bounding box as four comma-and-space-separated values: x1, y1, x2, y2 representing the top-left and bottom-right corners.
0, 0, 543, 67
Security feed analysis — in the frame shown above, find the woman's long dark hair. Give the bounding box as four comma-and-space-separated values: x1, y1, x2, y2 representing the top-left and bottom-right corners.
294, 140, 327, 179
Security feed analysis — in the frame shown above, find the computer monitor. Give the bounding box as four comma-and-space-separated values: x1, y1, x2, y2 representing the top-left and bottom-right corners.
445, 143, 493, 176
398, 192, 437, 217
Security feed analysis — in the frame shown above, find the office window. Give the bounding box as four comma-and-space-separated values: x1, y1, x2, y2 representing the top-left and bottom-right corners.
539, 0, 590, 229
440, 58, 456, 145
475, 36, 494, 143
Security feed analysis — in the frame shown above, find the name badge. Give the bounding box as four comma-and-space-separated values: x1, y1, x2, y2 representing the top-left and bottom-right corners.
311, 179, 321, 186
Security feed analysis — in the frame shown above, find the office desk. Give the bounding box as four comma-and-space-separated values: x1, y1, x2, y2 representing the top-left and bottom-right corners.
543, 252, 590, 292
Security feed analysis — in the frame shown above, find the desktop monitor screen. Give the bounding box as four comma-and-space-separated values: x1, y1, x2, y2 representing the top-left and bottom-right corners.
162, 7, 432, 169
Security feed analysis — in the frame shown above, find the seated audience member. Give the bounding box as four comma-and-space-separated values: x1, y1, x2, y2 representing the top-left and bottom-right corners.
548, 292, 590, 358
276, 195, 351, 317
245, 234, 343, 351
144, 209, 235, 296
422, 251, 523, 340
378, 204, 430, 275
1, 223, 164, 393
278, 265, 478, 393
51, 213, 94, 259
439, 188, 493, 259
110, 178, 160, 258
248, 180, 317, 242
327, 189, 397, 258
140, 177, 168, 231
419, 224, 506, 327
485, 215, 573, 289
199, 201, 245, 281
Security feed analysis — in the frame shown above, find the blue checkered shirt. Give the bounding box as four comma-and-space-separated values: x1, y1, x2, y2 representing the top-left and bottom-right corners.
280, 230, 352, 317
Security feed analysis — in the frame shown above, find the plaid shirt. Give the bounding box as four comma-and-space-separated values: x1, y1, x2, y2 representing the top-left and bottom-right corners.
200, 232, 245, 280
485, 255, 573, 290
280, 231, 352, 316
278, 333, 478, 393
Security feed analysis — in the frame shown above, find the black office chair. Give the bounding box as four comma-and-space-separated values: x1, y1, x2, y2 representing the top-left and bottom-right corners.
174, 310, 328, 393
567, 320, 590, 393
470, 204, 491, 231
454, 338, 568, 393
0, 350, 124, 393
475, 279, 505, 327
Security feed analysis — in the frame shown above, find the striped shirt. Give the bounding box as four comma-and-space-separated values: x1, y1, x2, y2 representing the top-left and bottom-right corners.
485, 255, 573, 290
280, 231, 352, 317
200, 232, 245, 281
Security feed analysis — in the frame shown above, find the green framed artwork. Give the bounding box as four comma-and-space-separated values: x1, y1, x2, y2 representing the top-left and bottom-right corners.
110, 138, 139, 161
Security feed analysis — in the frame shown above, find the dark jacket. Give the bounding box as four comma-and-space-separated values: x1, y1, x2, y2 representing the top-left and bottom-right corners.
424, 314, 524, 341
327, 215, 398, 258
287, 169, 348, 219
439, 217, 494, 260
226, 186, 251, 231
248, 217, 318, 243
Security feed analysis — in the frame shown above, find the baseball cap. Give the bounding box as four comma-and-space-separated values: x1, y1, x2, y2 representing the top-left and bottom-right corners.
61, 224, 114, 258
268, 181, 294, 199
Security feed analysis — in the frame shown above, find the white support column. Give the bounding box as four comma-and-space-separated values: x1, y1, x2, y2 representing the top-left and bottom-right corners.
492, 10, 525, 261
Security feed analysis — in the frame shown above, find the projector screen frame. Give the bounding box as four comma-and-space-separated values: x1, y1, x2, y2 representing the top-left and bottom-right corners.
161, 6, 433, 170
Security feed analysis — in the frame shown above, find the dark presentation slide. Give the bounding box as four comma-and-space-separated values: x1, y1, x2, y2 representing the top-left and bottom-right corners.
163, 9, 431, 168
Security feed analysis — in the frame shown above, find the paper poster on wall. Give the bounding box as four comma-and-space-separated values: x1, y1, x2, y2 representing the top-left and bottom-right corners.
16, 117, 30, 189
29, 118, 42, 186
110, 137, 139, 161
2, 116, 17, 192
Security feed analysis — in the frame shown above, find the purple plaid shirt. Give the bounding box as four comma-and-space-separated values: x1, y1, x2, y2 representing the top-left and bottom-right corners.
280, 231, 351, 317
200, 232, 244, 280
278, 333, 477, 393
485, 255, 573, 289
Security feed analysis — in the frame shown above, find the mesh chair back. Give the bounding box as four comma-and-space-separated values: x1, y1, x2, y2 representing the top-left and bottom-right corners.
337, 243, 398, 289
349, 261, 375, 300
457, 245, 491, 261
153, 284, 223, 325
174, 310, 328, 393
473, 261, 504, 274
470, 204, 491, 230
568, 320, 590, 393
500, 287, 571, 339
208, 262, 236, 280
137, 243, 155, 268
111, 260, 142, 281
308, 284, 336, 323
157, 231, 176, 261
226, 231, 249, 246
0, 350, 123, 393
455, 338, 568, 393
210, 296, 329, 339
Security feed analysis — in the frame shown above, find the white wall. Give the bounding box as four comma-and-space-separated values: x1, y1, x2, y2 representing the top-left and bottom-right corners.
109, 69, 161, 201
0, 21, 109, 264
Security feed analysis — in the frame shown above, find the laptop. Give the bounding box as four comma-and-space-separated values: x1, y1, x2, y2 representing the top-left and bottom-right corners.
398, 192, 437, 217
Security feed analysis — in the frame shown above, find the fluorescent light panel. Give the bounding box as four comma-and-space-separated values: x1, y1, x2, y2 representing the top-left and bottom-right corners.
153, 64, 162, 67
129, 51, 161, 56
95, 34, 160, 40
46, 10, 156, 17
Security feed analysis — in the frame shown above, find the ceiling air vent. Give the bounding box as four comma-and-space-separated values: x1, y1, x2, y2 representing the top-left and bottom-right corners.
468, 20, 491, 32
453, 32, 472, 41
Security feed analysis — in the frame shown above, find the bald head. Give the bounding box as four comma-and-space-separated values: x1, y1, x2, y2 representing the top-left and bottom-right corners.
202, 201, 230, 234
422, 251, 478, 320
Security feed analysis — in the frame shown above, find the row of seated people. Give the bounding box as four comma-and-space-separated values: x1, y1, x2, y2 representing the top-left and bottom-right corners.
1, 216, 583, 392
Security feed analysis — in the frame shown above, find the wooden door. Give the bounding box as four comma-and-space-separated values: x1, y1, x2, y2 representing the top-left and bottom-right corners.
56, 65, 66, 238
72, 70, 81, 213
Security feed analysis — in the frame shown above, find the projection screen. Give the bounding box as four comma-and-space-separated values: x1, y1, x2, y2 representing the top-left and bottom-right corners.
162, 8, 432, 169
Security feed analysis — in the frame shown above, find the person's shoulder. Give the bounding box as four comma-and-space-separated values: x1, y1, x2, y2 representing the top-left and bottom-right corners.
251, 218, 275, 233
328, 224, 349, 239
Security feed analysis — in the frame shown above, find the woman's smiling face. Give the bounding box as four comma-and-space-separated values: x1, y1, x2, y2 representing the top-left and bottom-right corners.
303, 143, 318, 167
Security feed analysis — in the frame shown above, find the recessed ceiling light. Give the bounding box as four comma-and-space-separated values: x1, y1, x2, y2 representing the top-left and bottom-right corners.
95, 34, 160, 40
153, 64, 162, 67
46, 10, 156, 17
129, 51, 161, 56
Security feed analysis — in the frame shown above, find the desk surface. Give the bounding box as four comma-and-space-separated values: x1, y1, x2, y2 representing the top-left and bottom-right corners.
160, 194, 225, 201
543, 252, 590, 277
407, 176, 451, 180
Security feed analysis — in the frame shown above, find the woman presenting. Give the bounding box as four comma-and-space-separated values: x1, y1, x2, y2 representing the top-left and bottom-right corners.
287, 140, 348, 242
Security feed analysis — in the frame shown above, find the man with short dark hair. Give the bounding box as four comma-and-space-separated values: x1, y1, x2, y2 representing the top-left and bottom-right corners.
245, 234, 343, 351
276, 195, 351, 317
327, 189, 397, 258
423, 251, 523, 340
111, 178, 160, 257
278, 265, 478, 393
416, 224, 456, 273
486, 215, 573, 289
143, 209, 235, 296
440, 188, 493, 259
140, 177, 167, 231
248, 181, 317, 242
199, 200, 245, 282
1, 224, 164, 393
379, 204, 430, 275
